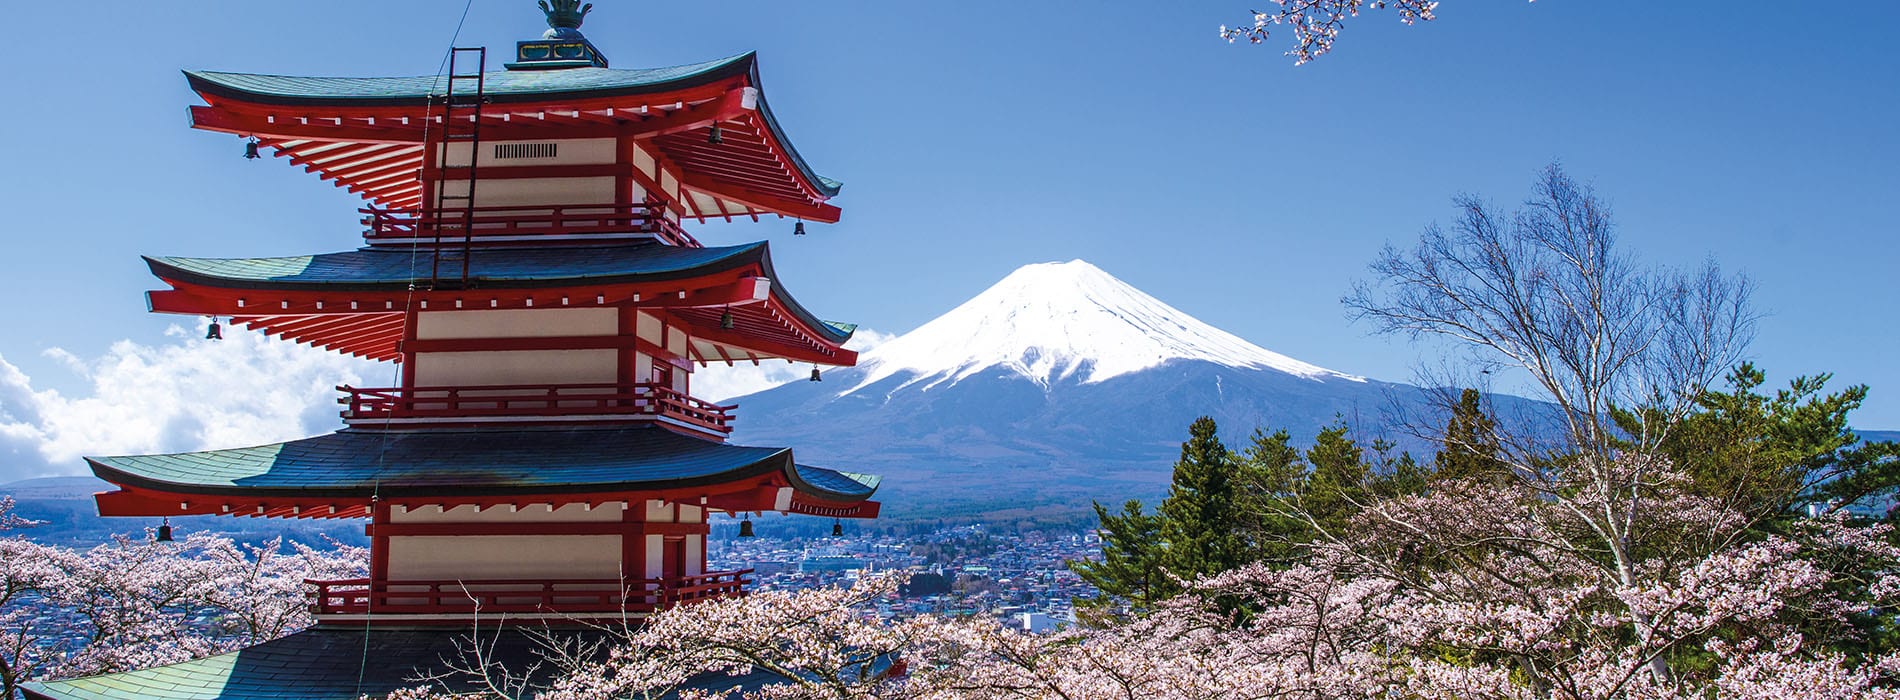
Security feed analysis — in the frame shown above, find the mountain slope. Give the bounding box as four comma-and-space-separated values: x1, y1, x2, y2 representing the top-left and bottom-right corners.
728, 260, 1452, 520
845, 260, 1358, 394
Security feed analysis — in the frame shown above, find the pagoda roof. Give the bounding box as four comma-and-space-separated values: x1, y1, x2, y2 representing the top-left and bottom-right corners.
186, 54, 757, 107
144, 241, 857, 365
21, 626, 784, 700
88, 425, 878, 503
151, 240, 760, 291
185, 52, 842, 219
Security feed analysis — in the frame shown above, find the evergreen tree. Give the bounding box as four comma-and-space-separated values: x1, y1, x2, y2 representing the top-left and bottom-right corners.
1071, 500, 1168, 608
1366, 438, 1429, 500
1236, 427, 1307, 563
1299, 422, 1368, 533
1157, 417, 1248, 582
1617, 363, 1900, 524
1433, 388, 1507, 482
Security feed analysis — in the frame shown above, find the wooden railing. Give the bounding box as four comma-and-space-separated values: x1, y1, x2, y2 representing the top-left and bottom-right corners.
361, 201, 699, 248
306, 570, 752, 617
338, 382, 735, 433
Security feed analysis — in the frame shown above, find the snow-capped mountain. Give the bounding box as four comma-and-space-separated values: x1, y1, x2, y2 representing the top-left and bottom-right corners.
730, 260, 1452, 522
845, 260, 1360, 394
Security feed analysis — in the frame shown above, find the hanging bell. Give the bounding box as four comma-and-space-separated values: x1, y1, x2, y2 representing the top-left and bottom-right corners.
738, 514, 754, 538
832, 519, 844, 537
809, 366, 822, 382
205, 318, 223, 341
707, 123, 723, 145
244, 138, 261, 160
793, 220, 806, 236
155, 517, 174, 543
720, 308, 734, 330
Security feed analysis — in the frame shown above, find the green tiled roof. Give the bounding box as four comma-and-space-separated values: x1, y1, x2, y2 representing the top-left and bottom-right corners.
792, 466, 881, 497
186, 54, 756, 106
22, 626, 784, 700
89, 426, 879, 502
146, 242, 854, 345
149, 242, 760, 289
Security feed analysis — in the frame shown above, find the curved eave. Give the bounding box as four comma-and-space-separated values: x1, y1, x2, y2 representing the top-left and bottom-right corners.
141, 241, 855, 363
83, 428, 880, 519
84, 428, 795, 501
184, 54, 760, 108
743, 241, 854, 346
140, 242, 854, 364
185, 52, 842, 217
790, 464, 881, 501
740, 62, 841, 199
143, 242, 768, 292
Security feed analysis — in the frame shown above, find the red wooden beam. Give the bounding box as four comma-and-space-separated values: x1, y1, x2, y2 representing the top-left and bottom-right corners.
192, 106, 419, 143
678, 322, 853, 366
620, 87, 753, 140
319, 148, 421, 177
679, 176, 841, 223
295, 316, 406, 351
407, 333, 672, 355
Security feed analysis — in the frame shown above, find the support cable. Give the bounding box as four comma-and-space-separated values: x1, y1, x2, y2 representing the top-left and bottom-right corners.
359, 0, 476, 695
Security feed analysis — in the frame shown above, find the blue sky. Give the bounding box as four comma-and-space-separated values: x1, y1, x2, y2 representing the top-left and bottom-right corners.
1, 1, 1897, 478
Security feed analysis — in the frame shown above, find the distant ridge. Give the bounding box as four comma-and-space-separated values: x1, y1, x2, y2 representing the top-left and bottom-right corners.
1, 476, 110, 500
730, 260, 1442, 523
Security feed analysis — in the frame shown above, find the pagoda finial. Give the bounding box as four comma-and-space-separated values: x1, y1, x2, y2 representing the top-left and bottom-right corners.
538, 0, 593, 31
511, 0, 609, 69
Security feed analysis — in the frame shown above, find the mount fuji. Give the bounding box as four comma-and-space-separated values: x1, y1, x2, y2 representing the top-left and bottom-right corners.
730, 260, 1452, 523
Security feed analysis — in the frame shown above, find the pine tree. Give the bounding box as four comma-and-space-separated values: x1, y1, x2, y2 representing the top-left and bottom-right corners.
1236, 427, 1306, 563
1157, 416, 1247, 583
1071, 500, 1168, 608
1300, 422, 1368, 533
1433, 388, 1506, 481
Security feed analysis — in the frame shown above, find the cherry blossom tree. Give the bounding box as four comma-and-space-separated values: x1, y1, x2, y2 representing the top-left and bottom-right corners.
380, 503, 1900, 698
1219, 0, 1443, 65
0, 526, 366, 696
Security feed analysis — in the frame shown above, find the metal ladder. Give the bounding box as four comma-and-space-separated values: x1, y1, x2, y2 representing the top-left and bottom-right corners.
429, 47, 487, 288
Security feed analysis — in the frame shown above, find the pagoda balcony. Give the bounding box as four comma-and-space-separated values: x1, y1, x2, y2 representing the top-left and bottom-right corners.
361, 202, 700, 248
338, 382, 735, 435
305, 570, 752, 620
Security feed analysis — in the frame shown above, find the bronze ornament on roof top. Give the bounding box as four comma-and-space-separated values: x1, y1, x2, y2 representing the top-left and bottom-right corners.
539, 0, 594, 30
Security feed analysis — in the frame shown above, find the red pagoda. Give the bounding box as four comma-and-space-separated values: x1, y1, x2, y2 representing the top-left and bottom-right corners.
25, 3, 876, 698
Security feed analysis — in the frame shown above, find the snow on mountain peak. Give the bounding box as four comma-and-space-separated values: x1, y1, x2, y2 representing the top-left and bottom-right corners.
845, 259, 1361, 395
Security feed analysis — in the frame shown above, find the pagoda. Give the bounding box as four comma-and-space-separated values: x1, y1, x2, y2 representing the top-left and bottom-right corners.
25, 3, 876, 698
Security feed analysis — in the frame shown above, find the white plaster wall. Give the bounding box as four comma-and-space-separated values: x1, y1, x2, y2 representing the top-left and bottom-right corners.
644, 500, 674, 523
435, 177, 616, 207
387, 535, 620, 579
643, 534, 664, 579
677, 505, 702, 524
659, 169, 680, 201
634, 352, 653, 383
665, 326, 688, 357
631, 143, 656, 179
686, 536, 704, 576
635, 312, 662, 346
437, 138, 617, 168
413, 349, 616, 386
416, 308, 617, 340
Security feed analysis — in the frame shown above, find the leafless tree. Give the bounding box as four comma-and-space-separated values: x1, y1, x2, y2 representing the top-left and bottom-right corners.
1342, 163, 1756, 682
1346, 163, 1754, 465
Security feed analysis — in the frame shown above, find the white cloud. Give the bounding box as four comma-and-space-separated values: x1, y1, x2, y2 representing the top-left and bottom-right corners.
0, 326, 386, 482
691, 328, 896, 402
0, 324, 897, 482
